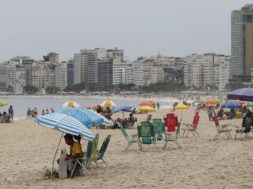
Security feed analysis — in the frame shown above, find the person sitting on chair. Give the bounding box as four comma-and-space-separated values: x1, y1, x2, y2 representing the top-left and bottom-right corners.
64, 134, 83, 177
242, 107, 252, 133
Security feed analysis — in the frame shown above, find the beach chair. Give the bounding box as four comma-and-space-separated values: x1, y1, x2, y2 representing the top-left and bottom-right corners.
152, 121, 165, 140
181, 112, 200, 137
212, 116, 232, 140
70, 140, 93, 178
90, 134, 99, 166
137, 124, 156, 151
235, 117, 252, 140
163, 119, 181, 150
95, 135, 111, 167
152, 118, 162, 124
164, 114, 178, 132
118, 123, 138, 150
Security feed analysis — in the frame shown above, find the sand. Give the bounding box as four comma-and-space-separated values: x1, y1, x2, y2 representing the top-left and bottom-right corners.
0, 108, 253, 189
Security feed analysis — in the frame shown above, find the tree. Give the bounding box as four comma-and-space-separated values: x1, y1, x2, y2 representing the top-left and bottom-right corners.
23, 85, 38, 94
45, 86, 60, 94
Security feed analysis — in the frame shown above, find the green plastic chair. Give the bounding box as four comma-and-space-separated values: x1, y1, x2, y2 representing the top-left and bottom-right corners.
140, 121, 152, 127
70, 139, 93, 178
137, 124, 156, 151
91, 134, 99, 163
152, 119, 162, 124
153, 122, 165, 140
118, 123, 138, 150
95, 135, 111, 167
163, 122, 181, 150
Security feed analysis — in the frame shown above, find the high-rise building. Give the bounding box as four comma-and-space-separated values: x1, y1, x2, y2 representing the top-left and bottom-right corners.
184, 54, 230, 91
0, 63, 7, 91
43, 52, 59, 64
231, 4, 253, 79
133, 57, 165, 86
97, 59, 113, 90
55, 62, 67, 90
113, 62, 134, 85
73, 49, 97, 86
67, 59, 74, 87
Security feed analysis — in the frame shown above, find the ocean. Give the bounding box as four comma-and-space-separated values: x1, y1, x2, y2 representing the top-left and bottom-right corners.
0, 95, 175, 119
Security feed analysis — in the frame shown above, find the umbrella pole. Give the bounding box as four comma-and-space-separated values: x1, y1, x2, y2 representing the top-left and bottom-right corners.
51, 133, 64, 178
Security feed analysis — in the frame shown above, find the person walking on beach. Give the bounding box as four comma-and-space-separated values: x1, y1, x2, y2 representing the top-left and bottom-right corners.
157, 102, 160, 109
8, 105, 14, 123
27, 108, 31, 119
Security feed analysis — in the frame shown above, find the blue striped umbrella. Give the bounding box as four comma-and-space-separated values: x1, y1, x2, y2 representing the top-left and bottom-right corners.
221, 101, 241, 109
57, 107, 112, 128
112, 106, 135, 113
34, 113, 95, 141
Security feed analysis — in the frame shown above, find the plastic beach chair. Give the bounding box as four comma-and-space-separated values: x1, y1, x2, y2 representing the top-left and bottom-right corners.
163, 120, 181, 150
213, 116, 232, 140
182, 112, 200, 137
95, 135, 111, 167
70, 140, 93, 178
137, 124, 156, 151
152, 120, 165, 140
118, 123, 138, 150
235, 117, 251, 140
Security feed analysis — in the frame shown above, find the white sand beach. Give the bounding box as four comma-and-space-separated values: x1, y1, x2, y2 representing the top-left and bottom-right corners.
1, 108, 253, 189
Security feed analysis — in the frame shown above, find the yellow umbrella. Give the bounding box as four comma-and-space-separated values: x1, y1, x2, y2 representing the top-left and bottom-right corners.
139, 106, 156, 113
0, 101, 7, 106
63, 101, 79, 107
101, 100, 116, 108
175, 104, 189, 110
175, 103, 189, 121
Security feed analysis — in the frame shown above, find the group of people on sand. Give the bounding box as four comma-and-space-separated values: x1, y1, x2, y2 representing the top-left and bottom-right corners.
91, 105, 137, 129
27, 107, 54, 118
0, 105, 14, 123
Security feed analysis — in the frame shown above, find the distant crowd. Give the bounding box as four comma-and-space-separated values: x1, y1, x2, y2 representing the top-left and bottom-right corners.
0, 105, 14, 123
27, 107, 54, 118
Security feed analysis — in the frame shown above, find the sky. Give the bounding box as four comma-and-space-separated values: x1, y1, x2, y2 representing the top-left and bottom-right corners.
0, 0, 252, 62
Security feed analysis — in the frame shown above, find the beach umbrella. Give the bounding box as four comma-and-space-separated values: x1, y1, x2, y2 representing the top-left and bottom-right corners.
175, 104, 189, 110
206, 100, 219, 105
34, 113, 94, 141
112, 106, 135, 113
139, 106, 156, 113
101, 100, 116, 108
221, 101, 241, 109
63, 101, 79, 108
232, 100, 246, 105
175, 103, 189, 121
139, 100, 155, 108
34, 113, 95, 177
0, 101, 7, 106
57, 107, 112, 128
228, 88, 253, 102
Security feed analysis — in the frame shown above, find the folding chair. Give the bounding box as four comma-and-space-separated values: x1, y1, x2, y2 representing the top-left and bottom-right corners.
213, 116, 232, 140
118, 123, 138, 150
163, 115, 181, 149
235, 117, 252, 140
95, 135, 111, 167
182, 112, 200, 137
152, 121, 165, 141
70, 140, 93, 178
137, 124, 156, 151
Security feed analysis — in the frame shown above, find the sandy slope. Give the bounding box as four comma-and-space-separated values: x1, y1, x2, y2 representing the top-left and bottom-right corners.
0, 108, 252, 189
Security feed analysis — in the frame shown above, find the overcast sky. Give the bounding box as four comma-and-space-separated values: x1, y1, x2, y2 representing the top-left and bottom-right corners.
0, 0, 252, 61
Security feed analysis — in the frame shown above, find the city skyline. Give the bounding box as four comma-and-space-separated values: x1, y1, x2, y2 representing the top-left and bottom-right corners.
0, 0, 252, 62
